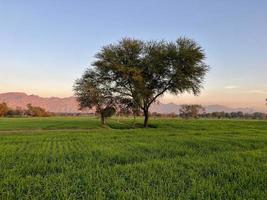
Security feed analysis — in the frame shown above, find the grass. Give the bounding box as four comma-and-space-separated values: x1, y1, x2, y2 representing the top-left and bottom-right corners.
0, 117, 267, 199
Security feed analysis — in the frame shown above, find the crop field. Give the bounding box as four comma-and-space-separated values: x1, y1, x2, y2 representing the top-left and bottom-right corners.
0, 117, 267, 199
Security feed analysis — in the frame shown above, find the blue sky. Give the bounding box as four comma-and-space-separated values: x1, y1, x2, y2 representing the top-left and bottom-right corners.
0, 0, 267, 109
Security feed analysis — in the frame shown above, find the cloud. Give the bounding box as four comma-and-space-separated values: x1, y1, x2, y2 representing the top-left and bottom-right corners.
247, 89, 267, 94
224, 85, 239, 89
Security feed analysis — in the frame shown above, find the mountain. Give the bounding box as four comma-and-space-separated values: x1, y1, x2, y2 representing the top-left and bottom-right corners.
0, 92, 259, 114
0, 92, 88, 113
204, 105, 255, 114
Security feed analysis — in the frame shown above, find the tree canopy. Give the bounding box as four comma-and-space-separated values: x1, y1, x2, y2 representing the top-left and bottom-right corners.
0, 102, 9, 117
179, 104, 205, 119
74, 69, 116, 125
92, 37, 209, 127
26, 104, 50, 117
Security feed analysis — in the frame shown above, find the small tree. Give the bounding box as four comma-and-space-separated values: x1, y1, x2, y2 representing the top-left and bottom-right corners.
26, 104, 50, 117
0, 102, 9, 117
74, 69, 116, 125
179, 104, 205, 119
93, 37, 208, 127
6, 107, 25, 117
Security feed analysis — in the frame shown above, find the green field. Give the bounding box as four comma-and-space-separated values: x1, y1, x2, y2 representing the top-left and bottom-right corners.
0, 117, 267, 199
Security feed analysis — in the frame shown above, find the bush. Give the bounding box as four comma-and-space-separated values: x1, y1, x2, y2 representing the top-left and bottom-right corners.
0, 102, 51, 117
0, 102, 9, 117
26, 104, 50, 117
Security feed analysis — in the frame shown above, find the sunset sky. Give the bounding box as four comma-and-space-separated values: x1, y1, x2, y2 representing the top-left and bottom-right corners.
1, 0, 267, 110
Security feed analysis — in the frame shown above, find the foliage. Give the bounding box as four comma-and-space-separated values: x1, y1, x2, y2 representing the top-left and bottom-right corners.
5, 107, 25, 117
179, 104, 205, 118
116, 98, 141, 117
0, 117, 266, 199
201, 111, 267, 119
74, 69, 116, 125
97, 106, 116, 118
26, 104, 50, 117
150, 110, 267, 120
0, 102, 50, 118
0, 102, 9, 117
92, 37, 209, 127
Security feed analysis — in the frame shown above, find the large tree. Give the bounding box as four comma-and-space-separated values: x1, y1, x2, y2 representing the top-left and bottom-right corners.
74, 69, 116, 125
92, 37, 209, 127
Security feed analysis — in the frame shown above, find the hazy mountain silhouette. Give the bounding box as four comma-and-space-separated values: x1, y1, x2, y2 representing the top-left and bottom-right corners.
0, 92, 85, 113
0, 92, 258, 114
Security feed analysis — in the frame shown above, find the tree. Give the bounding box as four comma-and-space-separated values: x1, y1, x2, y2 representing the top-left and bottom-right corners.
6, 107, 25, 117
116, 98, 141, 117
74, 69, 116, 125
26, 104, 50, 117
179, 104, 205, 119
93, 37, 209, 127
0, 102, 9, 117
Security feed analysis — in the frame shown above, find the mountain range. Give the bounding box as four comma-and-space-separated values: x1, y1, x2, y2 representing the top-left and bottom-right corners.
0, 92, 259, 114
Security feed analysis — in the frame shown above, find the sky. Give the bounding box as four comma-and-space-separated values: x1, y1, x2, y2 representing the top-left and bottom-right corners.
0, 0, 267, 110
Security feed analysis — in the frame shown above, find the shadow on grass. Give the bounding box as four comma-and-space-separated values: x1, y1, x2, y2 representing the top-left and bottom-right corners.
107, 120, 158, 129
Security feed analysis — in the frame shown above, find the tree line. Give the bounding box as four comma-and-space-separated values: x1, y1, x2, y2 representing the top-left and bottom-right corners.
149, 104, 266, 119
0, 102, 51, 117
1, 101, 265, 120
178, 104, 267, 119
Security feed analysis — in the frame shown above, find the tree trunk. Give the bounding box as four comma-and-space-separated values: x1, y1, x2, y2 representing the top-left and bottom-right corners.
144, 109, 149, 128
100, 112, 106, 126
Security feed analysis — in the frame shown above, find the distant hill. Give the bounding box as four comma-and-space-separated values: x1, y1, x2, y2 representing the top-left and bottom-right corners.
0, 92, 86, 113
0, 92, 259, 114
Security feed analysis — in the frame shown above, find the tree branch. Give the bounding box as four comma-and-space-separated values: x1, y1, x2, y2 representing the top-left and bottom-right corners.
148, 78, 173, 106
